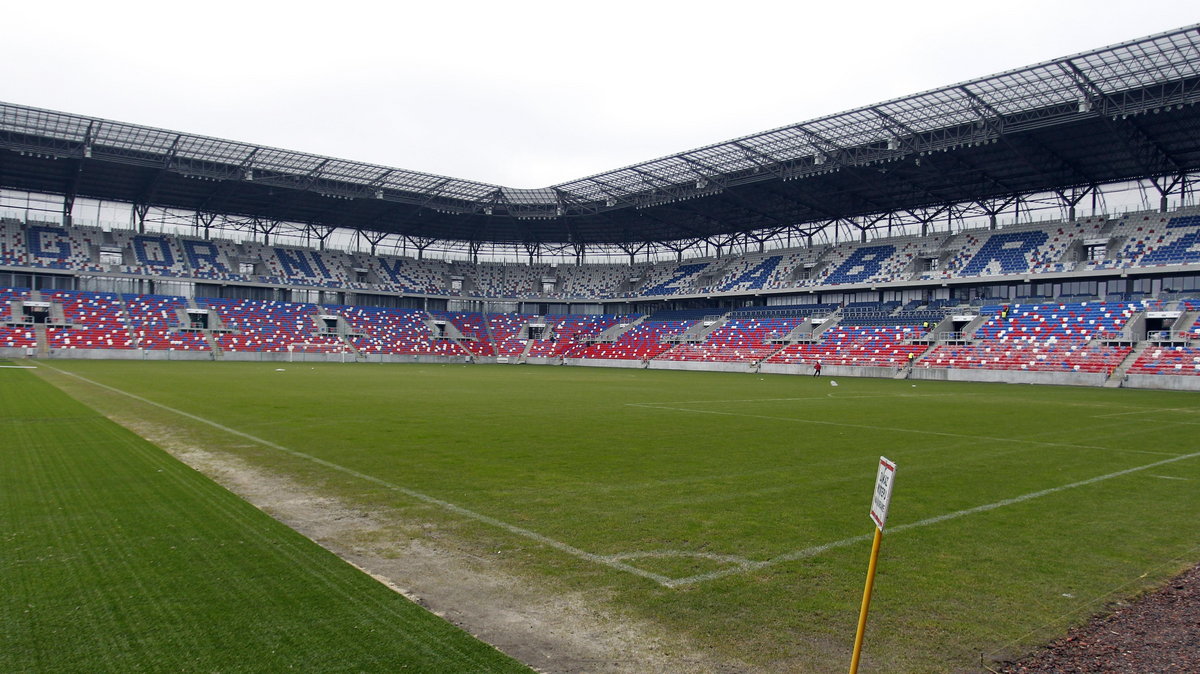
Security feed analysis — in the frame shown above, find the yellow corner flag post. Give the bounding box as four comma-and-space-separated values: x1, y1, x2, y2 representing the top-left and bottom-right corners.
849, 456, 896, 674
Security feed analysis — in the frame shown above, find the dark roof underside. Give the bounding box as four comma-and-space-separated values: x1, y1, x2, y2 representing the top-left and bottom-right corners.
2, 26, 1200, 246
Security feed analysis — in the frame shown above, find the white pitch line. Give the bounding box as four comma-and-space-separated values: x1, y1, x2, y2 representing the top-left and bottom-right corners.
40, 364, 673, 586
1092, 407, 1200, 418
605, 550, 758, 566
632, 393, 958, 406
39, 364, 1200, 590
668, 446, 1200, 587
627, 402, 1181, 457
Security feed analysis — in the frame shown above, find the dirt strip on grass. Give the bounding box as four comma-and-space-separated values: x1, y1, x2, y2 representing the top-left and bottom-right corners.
996, 563, 1200, 673
116, 417, 749, 674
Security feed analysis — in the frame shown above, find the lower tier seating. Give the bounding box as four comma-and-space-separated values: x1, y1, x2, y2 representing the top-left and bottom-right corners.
4, 287, 1199, 382
1127, 346, 1200, 375
765, 325, 927, 368
922, 343, 1131, 374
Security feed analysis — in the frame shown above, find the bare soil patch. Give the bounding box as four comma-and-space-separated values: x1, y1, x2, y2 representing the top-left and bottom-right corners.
117, 418, 747, 674
48, 368, 1197, 674
996, 563, 1200, 673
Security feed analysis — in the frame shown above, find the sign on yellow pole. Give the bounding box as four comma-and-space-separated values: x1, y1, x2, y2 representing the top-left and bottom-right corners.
849, 456, 896, 674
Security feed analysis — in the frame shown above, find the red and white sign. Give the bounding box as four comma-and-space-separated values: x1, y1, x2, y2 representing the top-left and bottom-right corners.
870, 456, 897, 531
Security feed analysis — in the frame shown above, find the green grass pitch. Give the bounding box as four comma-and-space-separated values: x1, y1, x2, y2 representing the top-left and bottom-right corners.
0, 363, 530, 673
11, 360, 1200, 671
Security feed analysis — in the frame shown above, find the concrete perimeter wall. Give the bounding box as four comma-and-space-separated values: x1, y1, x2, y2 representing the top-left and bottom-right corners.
564, 358, 646, 369
648, 360, 755, 374
906, 366, 1108, 387
758, 363, 901, 379
1123, 373, 1200, 391
3, 348, 1199, 392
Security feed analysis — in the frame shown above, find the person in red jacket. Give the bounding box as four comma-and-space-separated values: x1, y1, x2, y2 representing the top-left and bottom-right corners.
813, 360, 822, 377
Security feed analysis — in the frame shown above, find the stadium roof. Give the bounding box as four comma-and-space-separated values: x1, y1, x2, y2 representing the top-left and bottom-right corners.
2, 24, 1200, 248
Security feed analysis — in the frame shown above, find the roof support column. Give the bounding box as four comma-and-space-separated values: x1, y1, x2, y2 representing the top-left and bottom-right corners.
1182, 172, 1200, 209
306, 224, 335, 251
977, 197, 1016, 230
61, 193, 75, 228
618, 241, 648, 265
523, 241, 540, 266
1150, 174, 1185, 213
1055, 186, 1095, 222
130, 203, 151, 234
194, 212, 218, 240
254, 218, 279, 246
358, 229, 387, 256
906, 207, 949, 237
405, 236, 435, 260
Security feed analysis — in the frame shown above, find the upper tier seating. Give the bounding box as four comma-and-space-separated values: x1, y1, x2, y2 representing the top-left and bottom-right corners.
471, 264, 539, 298
1127, 214, 1200, 267
21, 224, 105, 272
708, 251, 807, 293
637, 261, 712, 296
237, 242, 350, 288
1095, 212, 1200, 270
814, 235, 946, 286
368, 256, 449, 294
108, 232, 192, 277
552, 264, 639, 299
184, 237, 244, 281
0, 211, 1198, 301
0, 219, 25, 266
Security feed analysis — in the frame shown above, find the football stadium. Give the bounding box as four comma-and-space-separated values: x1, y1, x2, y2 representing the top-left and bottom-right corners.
3, 21, 1200, 673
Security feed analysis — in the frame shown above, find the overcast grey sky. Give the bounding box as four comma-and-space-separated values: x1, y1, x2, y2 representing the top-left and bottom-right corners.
2, 1, 1197, 188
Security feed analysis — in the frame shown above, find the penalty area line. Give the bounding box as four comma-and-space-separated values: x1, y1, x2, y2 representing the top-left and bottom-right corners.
40, 363, 674, 587
627, 392, 958, 406
667, 446, 1200, 587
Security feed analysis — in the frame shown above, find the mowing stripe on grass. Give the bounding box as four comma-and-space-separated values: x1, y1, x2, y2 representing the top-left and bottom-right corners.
640, 393, 959, 405
1093, 407, 1200, 417
43, 364, 1200, 591
4, 366, 531, 672
39, 363, 674, 586
627, 400, 1182, 456
666, 446, 1200, 587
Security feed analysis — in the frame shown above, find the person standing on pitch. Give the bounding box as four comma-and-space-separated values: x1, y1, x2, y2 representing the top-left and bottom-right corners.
813, 360, 822, 377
